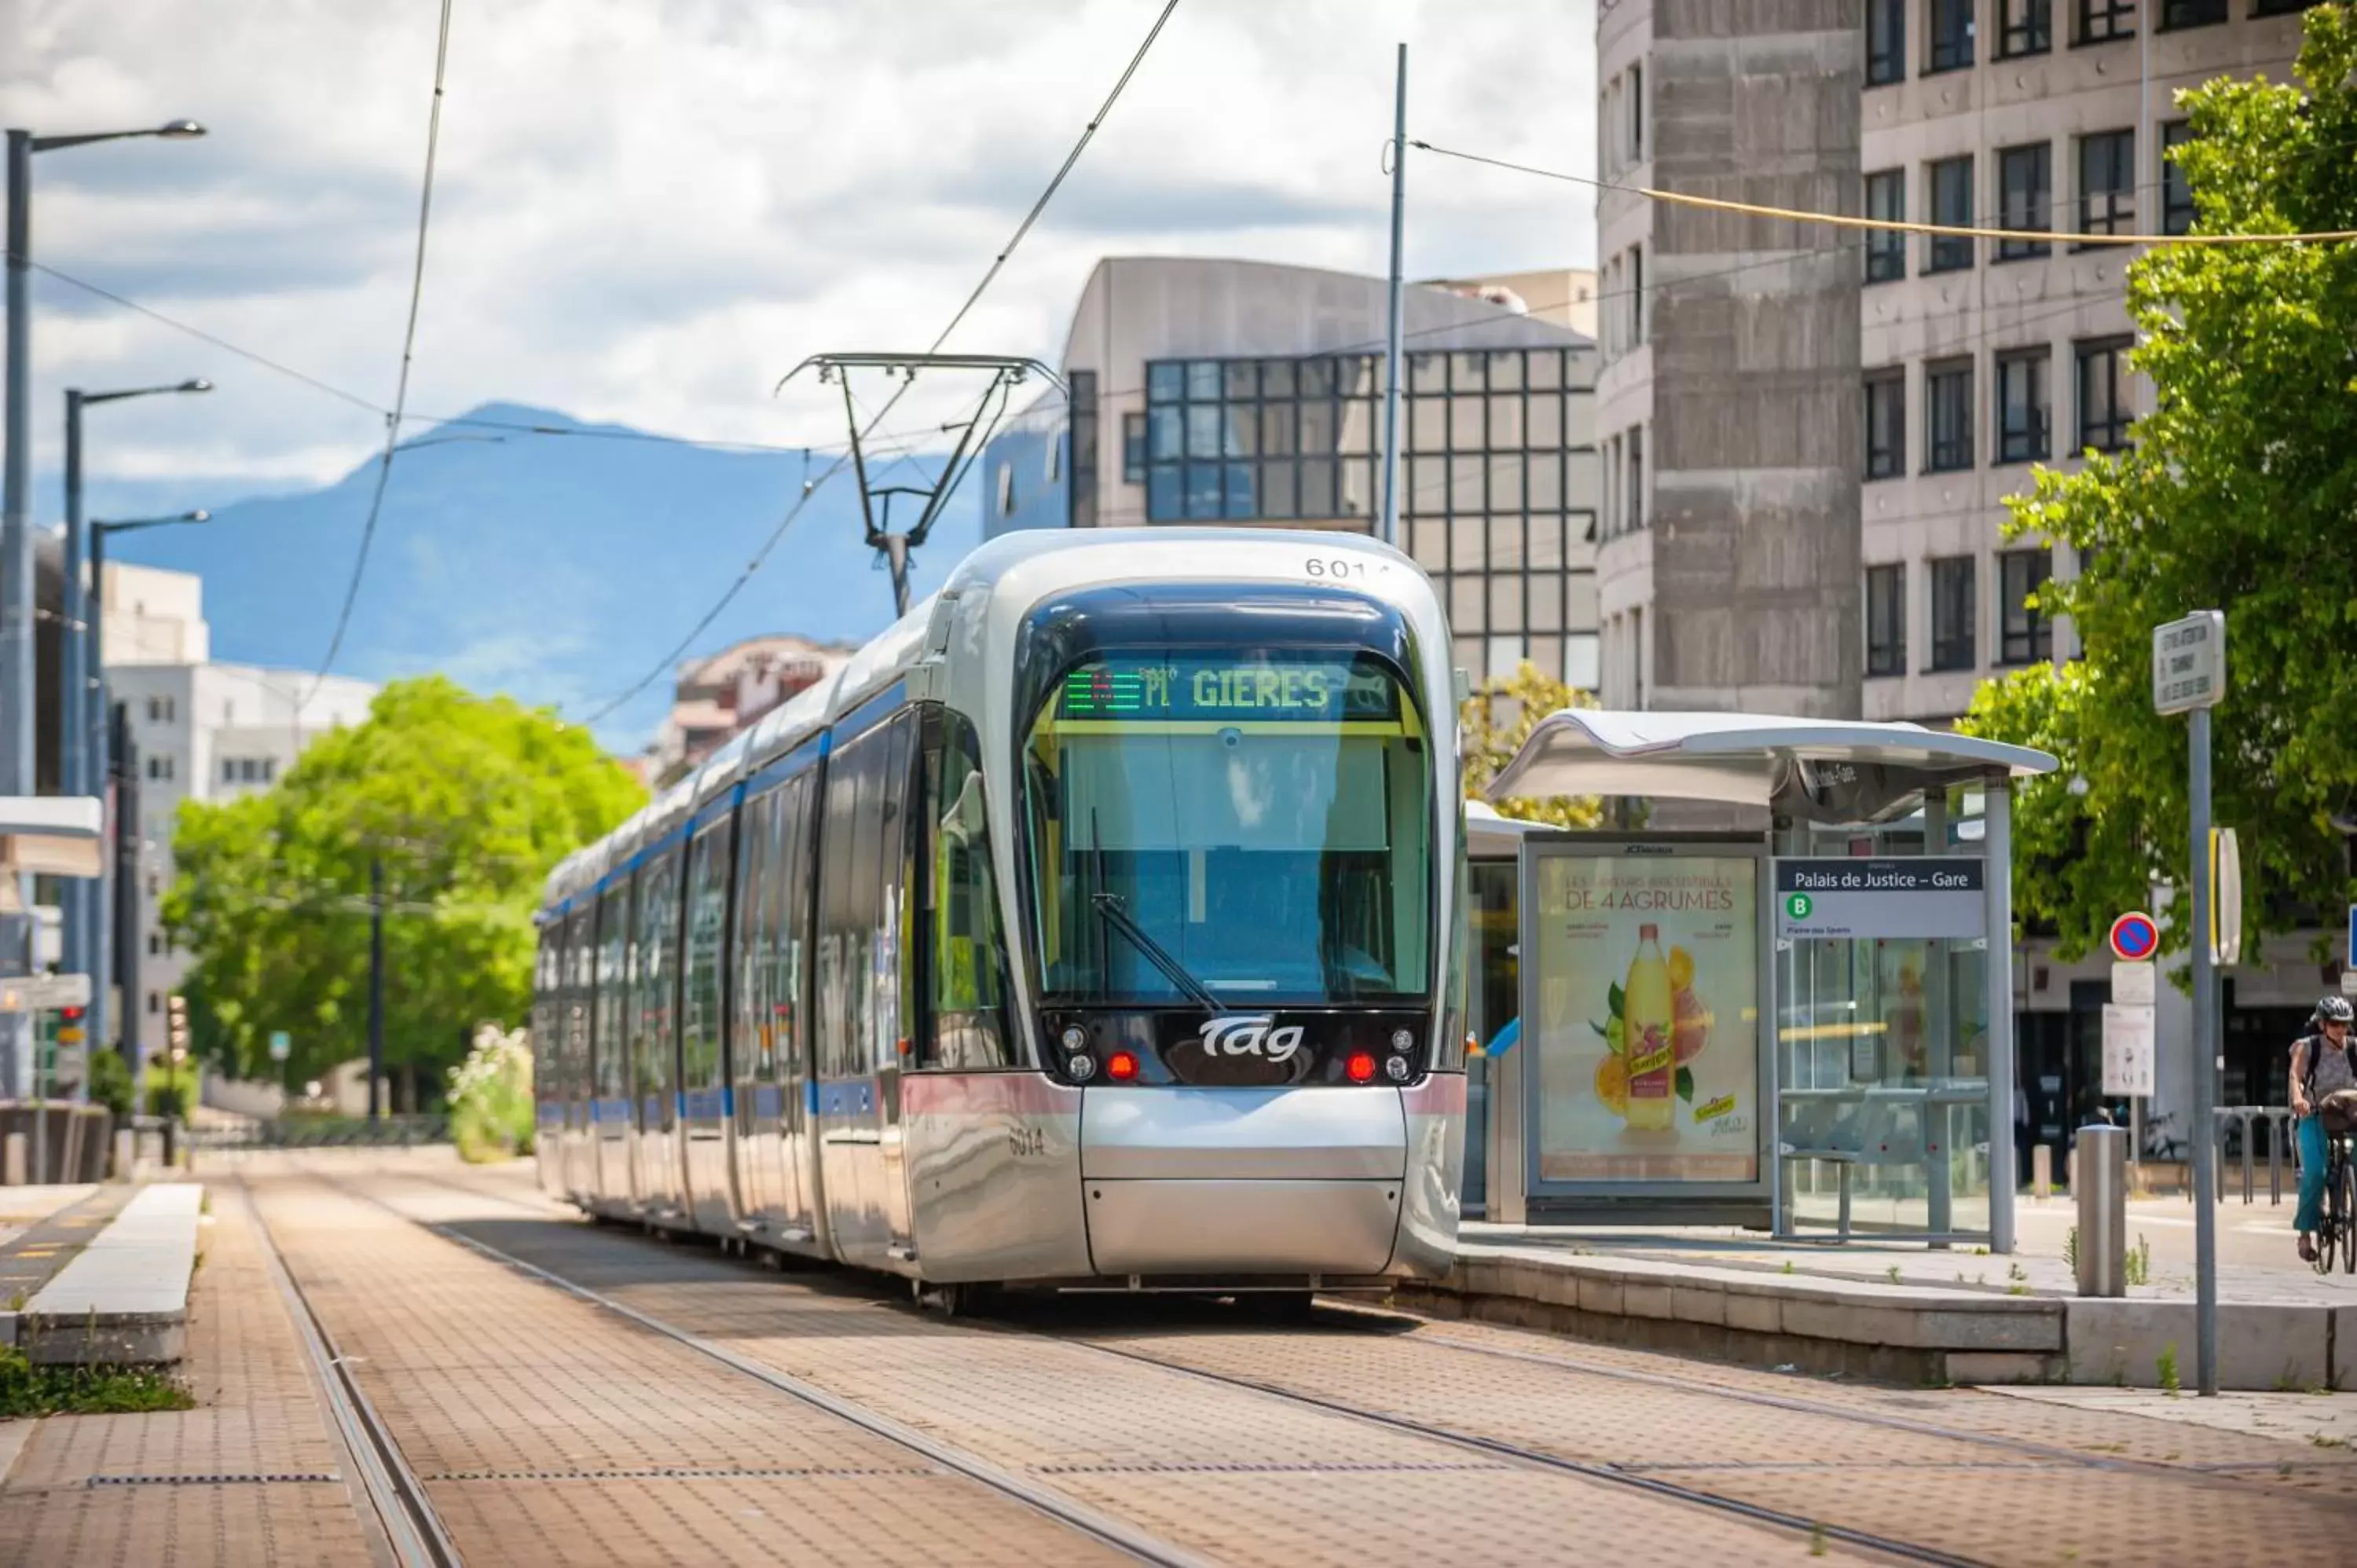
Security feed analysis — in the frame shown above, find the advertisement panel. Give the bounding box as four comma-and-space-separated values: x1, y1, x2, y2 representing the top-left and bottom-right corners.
1530, 848, 1761, 1183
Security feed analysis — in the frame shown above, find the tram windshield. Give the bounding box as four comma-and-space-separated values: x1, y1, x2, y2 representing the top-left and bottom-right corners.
1024, 648, 1433, 1006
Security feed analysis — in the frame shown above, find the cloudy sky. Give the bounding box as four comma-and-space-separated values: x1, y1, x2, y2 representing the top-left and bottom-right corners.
8, 0, 1596, 499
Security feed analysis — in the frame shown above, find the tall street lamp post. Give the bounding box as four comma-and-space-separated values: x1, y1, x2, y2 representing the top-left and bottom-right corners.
64, 381, 211, 1072
4, 118, 204, 1100
89, 510, 207, 1074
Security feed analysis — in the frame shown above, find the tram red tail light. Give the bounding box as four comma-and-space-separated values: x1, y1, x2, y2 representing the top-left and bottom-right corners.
1107, 1050, 1139, 1082
1345, 1051, 1377, 1083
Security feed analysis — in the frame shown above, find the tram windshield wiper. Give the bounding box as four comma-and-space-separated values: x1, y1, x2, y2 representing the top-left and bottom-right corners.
1090, 892, 1226, 1016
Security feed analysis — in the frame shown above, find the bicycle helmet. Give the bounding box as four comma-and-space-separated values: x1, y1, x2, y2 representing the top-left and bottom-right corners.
2317, 995, 2355, 1027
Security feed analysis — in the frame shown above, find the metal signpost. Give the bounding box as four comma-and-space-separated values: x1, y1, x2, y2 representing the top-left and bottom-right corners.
2154, 609, 2224, 1397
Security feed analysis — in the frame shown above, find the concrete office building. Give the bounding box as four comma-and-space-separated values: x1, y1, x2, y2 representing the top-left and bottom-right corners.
1596, 0, 2332, 1171
1593, 0, 1866, 720
101, 562, 376, 1066
981, 256, 1605, 688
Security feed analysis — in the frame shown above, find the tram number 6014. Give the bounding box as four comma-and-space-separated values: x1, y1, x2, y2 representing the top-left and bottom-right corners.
1006, 1123, 1048, 1160
1305, 556, 1382, 581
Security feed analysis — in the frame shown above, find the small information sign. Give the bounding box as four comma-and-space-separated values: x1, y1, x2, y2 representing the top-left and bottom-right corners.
2153, 610, 2227, 715
2102, 1004, 2157, 1097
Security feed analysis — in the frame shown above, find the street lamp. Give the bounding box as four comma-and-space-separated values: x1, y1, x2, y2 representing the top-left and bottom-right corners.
88, 509, 206, 1075
5, 118, 203, 1102
62, 383, 211, 1066
5, 119, 208, 797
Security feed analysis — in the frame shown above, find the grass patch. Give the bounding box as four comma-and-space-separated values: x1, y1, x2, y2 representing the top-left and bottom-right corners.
2125, 1235, 2152, 1288
2158, 1343, 2182, 1396
0, 1344, 192, 1418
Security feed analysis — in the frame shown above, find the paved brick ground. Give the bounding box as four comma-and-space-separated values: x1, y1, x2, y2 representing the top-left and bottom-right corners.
0, 1185, 376, 1568
393, 1158, 2357, 1567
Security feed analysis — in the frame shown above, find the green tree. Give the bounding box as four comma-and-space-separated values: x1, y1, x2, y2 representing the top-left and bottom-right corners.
1962, 7, 2357, 960
1460, 660, 1604, 829
163, 676, 643, 1096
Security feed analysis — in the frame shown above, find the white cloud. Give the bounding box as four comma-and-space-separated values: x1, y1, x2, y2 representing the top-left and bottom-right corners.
5, 0, 1597, 490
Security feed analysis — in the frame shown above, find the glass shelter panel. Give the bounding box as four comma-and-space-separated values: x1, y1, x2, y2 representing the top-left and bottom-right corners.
1772, 857, 1993, 1240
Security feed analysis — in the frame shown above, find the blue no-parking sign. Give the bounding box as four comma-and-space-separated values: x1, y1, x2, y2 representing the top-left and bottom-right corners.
2108, 911, 2160, 963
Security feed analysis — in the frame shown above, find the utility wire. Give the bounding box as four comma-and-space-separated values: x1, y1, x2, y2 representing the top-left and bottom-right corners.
1410, 138, 2357, 246
570, 0, 1182, 730
310, 0, 459, 700
34, 261, 834, 456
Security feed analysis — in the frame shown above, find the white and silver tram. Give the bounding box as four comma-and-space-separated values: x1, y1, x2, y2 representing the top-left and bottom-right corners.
532, 526, 1468, 1302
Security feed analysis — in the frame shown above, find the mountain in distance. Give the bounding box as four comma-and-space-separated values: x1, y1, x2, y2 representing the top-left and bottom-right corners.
103, 402, 979, 749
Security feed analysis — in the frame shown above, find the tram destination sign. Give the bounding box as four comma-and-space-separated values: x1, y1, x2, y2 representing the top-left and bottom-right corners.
1773, 858, 1987, 942
1058, 654, 1397, 723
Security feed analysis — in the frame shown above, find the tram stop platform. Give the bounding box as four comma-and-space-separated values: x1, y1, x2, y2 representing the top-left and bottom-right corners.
2, 1181, 202, 1365
1407, 1203, 2357, 1392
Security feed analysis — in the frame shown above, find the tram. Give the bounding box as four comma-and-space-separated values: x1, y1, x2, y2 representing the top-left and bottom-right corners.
531, 526, 1467, 1305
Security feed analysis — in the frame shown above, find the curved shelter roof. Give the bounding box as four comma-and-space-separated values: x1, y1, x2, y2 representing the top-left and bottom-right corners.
1486, 710, 2058, 826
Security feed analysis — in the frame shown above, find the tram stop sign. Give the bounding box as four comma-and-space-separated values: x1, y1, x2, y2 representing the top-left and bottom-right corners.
269, 1030, 291, 1063
2108, 911, 2160, 964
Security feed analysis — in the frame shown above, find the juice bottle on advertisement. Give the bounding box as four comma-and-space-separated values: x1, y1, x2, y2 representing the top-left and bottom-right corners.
1624, 923, 1676, 1130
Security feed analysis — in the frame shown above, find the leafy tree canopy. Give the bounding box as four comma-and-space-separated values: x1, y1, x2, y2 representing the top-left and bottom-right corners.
1963, 8, 2357, 962
1460, 660, 1603, 829
164, 676, 643, 1091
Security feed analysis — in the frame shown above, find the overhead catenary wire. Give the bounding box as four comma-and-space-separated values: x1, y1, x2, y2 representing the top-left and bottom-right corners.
1409, 137, 2357, 247
309, 0, 460, 702
570, 0, 1182, 730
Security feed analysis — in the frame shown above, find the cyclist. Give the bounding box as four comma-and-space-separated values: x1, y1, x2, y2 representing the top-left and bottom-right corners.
2292, 995, 2356, 1262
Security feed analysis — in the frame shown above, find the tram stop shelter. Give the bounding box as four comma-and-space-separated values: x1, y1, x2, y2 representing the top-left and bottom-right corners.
1468, 711, 2057, 1252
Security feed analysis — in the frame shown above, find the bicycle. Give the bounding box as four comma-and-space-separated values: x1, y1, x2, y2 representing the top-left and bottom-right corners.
2313, 1123, 2357, 1276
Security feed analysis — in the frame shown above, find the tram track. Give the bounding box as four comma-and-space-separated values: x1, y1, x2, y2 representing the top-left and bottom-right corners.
235, 1176, 464, 1568
354, 1167, 2010, 1566
283, 1165, 1208, 1568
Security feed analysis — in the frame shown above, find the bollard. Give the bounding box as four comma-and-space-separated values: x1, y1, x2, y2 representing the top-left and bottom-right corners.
3, 1130, 23, 1186
2077, 1125, 2130, 1297
113, 1129, 134, 1182
2239, 1110, 2257, 1204
2033, 1143, 2053, 1201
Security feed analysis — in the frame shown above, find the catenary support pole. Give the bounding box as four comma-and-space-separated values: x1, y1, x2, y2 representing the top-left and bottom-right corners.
1378, 43, 1407, 551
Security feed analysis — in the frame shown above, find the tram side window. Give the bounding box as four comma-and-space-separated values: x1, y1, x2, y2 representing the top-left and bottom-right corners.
680, 819, 735, 1094
771, 774, 812, 1086
816, 741, 871, 1083
634, 849, 683, 1103
922, 711, 1014, 1069
732, 789, 776, 1090
877, 716, 918, 1070
594, 882, 632, 1101
565, 907, 594, 1104
532, 924, 559, 1090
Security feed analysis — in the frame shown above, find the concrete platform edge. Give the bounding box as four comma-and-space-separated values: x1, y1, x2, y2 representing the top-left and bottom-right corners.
1417, 1243, 2357, 1391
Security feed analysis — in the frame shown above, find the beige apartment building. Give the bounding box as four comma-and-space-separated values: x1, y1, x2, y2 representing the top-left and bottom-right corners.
1857, 0, 2311, 723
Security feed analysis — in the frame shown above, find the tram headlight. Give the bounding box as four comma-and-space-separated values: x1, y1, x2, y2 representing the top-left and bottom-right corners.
1391, 1029, 1414, 1053
1061, 1026, 1089, 1053
1067, 1052, 1098, 1083
1384, 1054, 1413, 1083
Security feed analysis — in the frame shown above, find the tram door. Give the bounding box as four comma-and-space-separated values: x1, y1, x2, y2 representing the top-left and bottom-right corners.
812, 715, 920, 1269
562, 905, 596, 1202
731, 768, 822, 1247
590, 880, 633, 1206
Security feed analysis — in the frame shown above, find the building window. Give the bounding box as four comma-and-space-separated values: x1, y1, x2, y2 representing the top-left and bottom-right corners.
1999, 548, 2054, 665
2158, 0, 2227, 29
1865, 371, 1906, 479
145, 753, 175, 782
2075, 336, 2135, 452
1067, 369, 1097, 528
1629, 63, 1644, 161
1867, 0, 1907, 84
1121, 412, 1146, 483
2077, 130, 2135, 241
1930, 556, 1978, 672
1997, 144, 2051, 260
2077, 0, 2134, 42
221, 757, 236, 784
1625, 425, 1644, 533
1996, 349, 2051, 463
148, 990, 161, 1015
1927, 156, 1974, 273
148, 932, 163, 957
1866, 564, 1908, 677
1926, 359, 1974, 472
145, 696, 175, 724
1926, 0, 1974, 71
1864, 170, 1906, 282
1629, 244, 1644, 345
995, 463, 1015, 518
2161, 119, 2196, 236
2000, 0, 2052, 56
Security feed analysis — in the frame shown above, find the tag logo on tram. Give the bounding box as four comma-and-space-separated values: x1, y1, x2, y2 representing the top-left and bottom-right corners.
1197, 1015, 1305, 1063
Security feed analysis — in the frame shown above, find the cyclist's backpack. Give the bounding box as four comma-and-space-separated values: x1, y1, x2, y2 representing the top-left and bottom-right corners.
2304, 1031, 2357, 1125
